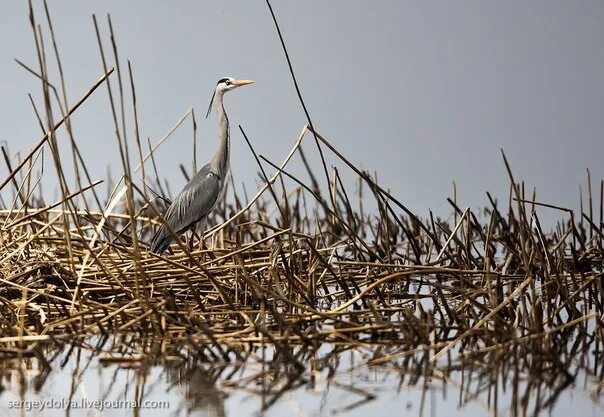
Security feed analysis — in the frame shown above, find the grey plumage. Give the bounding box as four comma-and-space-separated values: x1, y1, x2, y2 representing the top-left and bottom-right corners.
150, 164, 220, 253
150, 77, 254, 254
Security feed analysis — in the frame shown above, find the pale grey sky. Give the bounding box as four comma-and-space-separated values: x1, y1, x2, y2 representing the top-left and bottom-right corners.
1, 1, 604, 224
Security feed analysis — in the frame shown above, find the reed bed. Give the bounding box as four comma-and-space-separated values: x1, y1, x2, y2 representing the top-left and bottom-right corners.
0, 1, 602, 414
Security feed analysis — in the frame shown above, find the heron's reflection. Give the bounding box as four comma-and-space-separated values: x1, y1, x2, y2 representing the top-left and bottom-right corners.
167, 364, 227, 417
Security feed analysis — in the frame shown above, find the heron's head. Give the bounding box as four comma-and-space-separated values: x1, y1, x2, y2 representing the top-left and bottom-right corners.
206, 77, 254, 118
216, 77, 254, 93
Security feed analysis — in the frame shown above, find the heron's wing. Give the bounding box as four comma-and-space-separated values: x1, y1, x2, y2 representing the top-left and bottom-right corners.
162, 164, 222, 234
150, 164, 222, 253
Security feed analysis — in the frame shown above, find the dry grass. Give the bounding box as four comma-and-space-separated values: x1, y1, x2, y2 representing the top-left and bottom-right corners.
0, 1, 602, 414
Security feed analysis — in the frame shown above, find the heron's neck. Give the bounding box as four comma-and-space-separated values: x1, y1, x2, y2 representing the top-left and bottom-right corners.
210, 91, 229, 178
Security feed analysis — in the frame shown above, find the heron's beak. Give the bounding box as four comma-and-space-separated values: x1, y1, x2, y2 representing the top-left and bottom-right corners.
233, 79, 255, 87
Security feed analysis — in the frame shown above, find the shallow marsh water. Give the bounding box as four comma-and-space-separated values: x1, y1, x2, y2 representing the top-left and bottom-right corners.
0, 339, 601, 417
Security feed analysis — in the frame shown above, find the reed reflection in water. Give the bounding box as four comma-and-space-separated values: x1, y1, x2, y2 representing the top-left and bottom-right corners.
0, 334, 601, 417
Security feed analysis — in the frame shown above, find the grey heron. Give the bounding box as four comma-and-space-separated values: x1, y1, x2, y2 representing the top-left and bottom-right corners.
150, 77, 254, 253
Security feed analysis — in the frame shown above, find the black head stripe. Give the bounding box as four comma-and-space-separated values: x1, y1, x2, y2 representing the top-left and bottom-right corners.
217, 77, 230, 85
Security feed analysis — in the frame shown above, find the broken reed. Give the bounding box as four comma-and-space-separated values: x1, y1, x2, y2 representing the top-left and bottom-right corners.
0, 2, 602, 413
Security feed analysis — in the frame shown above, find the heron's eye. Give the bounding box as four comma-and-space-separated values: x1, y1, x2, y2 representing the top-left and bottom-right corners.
225, 80, 232, 85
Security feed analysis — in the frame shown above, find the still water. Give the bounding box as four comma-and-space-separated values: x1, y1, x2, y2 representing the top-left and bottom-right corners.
0, 338, 601, 417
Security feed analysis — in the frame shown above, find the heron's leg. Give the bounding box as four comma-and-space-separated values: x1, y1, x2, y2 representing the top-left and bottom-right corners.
197, 218, 217, 260
187, 229, 194, 253
191, 229, 203, 252
189, 223, 209, 260
200, 234, 209, 258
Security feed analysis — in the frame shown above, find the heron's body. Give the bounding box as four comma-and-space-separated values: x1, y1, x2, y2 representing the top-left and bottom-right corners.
150, 77, 253, 253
